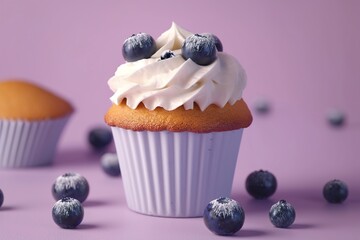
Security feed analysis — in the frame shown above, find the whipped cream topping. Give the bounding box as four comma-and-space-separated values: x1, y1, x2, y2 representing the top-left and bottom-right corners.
108, 22, 247, 111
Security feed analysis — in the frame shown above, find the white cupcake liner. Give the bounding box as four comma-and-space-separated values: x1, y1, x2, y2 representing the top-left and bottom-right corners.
111, 127, 243, 217
0, 116, 70, 168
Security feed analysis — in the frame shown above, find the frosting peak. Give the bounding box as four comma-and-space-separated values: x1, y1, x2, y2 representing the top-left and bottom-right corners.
152, 22, 192, 58
108, 23, 247, 111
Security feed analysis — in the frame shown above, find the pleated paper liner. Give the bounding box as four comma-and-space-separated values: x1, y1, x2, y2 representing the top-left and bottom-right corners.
0, 116, 70, 168
112, 128, 243, 217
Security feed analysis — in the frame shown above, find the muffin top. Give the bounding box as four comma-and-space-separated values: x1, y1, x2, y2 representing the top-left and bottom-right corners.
105, 99, 252, 133
0, 80, 74, 120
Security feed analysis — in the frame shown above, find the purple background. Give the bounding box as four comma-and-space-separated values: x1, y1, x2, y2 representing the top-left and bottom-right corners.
1, 0, 360, 239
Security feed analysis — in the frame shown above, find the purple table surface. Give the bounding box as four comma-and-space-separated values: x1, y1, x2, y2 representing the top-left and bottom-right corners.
1, 0, 360, 239
0, 107, 359, 240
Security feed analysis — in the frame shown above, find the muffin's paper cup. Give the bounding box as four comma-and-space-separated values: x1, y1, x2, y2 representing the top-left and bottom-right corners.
111, 128, 243, 217
0, 116, 70, 168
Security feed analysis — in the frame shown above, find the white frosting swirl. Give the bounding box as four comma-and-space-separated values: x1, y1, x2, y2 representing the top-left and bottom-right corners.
108, 22, 247, 111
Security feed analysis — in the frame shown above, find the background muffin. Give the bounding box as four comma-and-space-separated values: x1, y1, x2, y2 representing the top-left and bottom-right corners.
0, 79, 73, 167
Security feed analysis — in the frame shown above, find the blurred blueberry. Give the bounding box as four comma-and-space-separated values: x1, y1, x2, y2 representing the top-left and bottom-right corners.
101, 153, 121, 177
52, 197, 84, 229
202, 33, 223, 52
0, 189, 3, 208
253, 98, 271, 114
160, 50, 175, 60
122, 32, 157, 62
246, 170, 277, 199
323, 179, 348, 203
327, 109, 346, 127
182, 33, 217, 66
52, 173, 90, 203
88, 127, 113, 150
269, 200, 296, 228
203, 197, 245, 236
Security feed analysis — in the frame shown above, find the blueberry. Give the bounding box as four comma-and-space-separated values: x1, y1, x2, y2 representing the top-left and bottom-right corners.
122, 33, 157, 62
253, 98, 271, 114
269, 200, 296, 228
203, 197, 245, 236
181, 34, 217, 66
160, 50, 175, 60
246, 170, 277, 199
202, 33, 223, 52
88, 127, 113, 150
323, 179, 348, 203
327, 109, 346, 127
52, 173, 90, 203
101, 153, 121, 177
52, 197, 84, 229
0, 189, 3, 208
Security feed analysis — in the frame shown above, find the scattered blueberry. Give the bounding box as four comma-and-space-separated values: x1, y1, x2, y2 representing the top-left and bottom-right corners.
202, 33, 223, 52
160, 50, 175, 60
0, 189, 3, 208
323, 179, 348, 203
253, 98, 271, 114
181, 33, 217, 66
246, 170, 277, 199
101, 153, 121, 177
203, 197, 245, 236
88, 127, 113, 150
327, 109, 346, 127
269, 200, 296, 228
122, 32, 157, 62
52, 173, 90, 203
52, 197, 84, 229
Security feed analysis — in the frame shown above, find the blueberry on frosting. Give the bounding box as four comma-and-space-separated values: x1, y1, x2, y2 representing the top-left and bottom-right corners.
202, 33, 223, 52
122, 33, 157, 62
181, 33, 217, 66
160, 50, 175, 60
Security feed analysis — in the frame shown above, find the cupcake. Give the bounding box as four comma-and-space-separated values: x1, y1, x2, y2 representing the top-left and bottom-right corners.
105, 22, 252, 217
0, 80, 73, 167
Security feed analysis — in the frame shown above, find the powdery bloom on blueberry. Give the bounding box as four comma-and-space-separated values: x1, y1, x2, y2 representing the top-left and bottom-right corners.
122, 33, 157, 62
54, 173, 86, 192
53, 198, 81, 217
184, 34, 216, 54
125, 33, 153, 49
210, 197, 241, 219
269, 200, 296, 228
